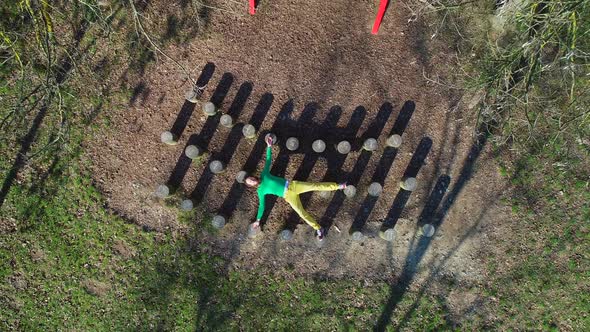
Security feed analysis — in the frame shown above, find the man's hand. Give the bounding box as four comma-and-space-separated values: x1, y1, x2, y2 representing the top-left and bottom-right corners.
265, 134, 274, 147
252, 220, 261, 229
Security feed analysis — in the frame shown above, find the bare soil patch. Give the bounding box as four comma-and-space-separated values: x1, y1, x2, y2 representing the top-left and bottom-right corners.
87, 0, 510, 305
82, 279, 110, 297
112, 239, 135, 259
9, 273, 27, 291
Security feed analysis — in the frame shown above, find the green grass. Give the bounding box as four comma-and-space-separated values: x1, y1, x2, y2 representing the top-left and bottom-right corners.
1, 3, 414, 330
0, 153, 459, 330
472, 0, 590, 148
432, 0, 590, 328
2, 0, 589, 330
488, 145, 590, 330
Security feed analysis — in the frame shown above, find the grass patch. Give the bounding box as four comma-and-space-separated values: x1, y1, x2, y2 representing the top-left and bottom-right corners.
2, 0, 588, 330
420, 0, 590, 328
1, 154, 448, 330
488, 144, 590, 330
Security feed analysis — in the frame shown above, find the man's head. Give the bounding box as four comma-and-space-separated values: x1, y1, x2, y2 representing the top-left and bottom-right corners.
245, 176, 260, 188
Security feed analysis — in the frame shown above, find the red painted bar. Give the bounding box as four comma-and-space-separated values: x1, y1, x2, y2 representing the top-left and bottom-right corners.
249, 0, 256, 15
372, 0, 389, 35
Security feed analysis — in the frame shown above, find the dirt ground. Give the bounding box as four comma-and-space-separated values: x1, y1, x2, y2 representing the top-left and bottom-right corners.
87, 0, 511, 317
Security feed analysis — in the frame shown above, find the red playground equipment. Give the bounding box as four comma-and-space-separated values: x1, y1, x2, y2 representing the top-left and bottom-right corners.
371, 0, 389, 35
248, 0, 390, 35
249, 0, 256, 15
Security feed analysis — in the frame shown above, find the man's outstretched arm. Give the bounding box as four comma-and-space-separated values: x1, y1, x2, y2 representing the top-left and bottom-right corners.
262, 146, 272, 176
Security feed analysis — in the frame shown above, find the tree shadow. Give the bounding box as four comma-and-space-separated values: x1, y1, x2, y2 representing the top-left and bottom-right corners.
416, 175, 451, 227
161, 0, 211, 44
393, 188, 503, 331
124, 0, 210, 76
374, 130, 489, 331
0, 8, 97, 208
137, 222, 245, 331
1, 0, 214, 210
129, 81, 150, 106
127, 30, 156, 76
0, 104, 50, 208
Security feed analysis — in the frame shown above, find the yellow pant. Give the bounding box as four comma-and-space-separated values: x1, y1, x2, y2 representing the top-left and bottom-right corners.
284, 181, 340, 230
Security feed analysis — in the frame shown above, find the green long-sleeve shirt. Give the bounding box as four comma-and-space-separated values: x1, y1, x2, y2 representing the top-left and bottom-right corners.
256, 146, 287, 220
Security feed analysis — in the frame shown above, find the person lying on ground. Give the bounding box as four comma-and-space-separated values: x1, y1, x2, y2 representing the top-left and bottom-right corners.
245, 135, 346, 241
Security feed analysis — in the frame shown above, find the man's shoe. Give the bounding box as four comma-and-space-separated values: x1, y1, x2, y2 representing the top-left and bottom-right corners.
316, 228, 325, 241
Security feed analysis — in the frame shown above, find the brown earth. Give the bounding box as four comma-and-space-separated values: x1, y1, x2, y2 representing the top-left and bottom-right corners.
87, 0, 510, 314
82, 279, 110, 297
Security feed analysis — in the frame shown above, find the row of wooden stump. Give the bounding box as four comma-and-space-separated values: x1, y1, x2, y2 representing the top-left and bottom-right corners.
155, 94, 434, 243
